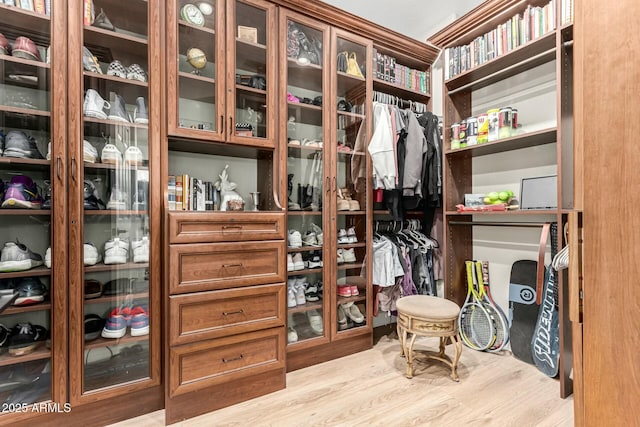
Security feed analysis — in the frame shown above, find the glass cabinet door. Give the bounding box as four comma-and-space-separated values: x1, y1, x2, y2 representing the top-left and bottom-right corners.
0, 2, 58, 408
332, 31, 371, 337
169, 0, 226, 139
282, 13, 329, 347
227, 0, 276, 147
75, 0, 153, 396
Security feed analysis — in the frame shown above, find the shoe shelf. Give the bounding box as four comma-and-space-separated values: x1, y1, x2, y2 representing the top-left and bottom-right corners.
83, 26, 148, 61
336, 262, 364, 271
337, 295, 366, 304
0, 53, 50, 71
288, 211, 322, 216
337, 111, 365, 120
83, 116, 148, 130
373, 77, 430, 100
445, 128, 557, 157
0, 105, 50, 117
0, 209, 50, 216
288, 301, 323, 315
0, 346, 50, 368
83, 73, 149, 102
337, 151, 364, 157
337, 71, 365, 94
83, 292, 148, 306
83, 71, 148, 88
178, 19, 216, 35
84, 210, 149, 216
2, 302, 52, 316
235, 85, 267, 97
287, 144, 323, 153
287, 246, 322, 253
337, 242, 366, 250
337, 210, 366, 215
0, 4, 50, 36
84, 162, 148, 171
84, 262, 149, 273
0, 266, 50, 280
84, 334, 148, 351
0, 158, 50, 171
287, 267, 322, 276
287, 59, 323, 93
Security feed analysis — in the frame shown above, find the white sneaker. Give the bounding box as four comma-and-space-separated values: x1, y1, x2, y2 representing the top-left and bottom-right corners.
287, 254, 294, 272
294, 282, 306, 305
342, 248, 357, 263
347, 227, 358, 243
291, 253, 305, 271
288, 326, 298, 343
337, 304, 348, 330
310, 223, 323, 246
131, 236, 149, 263
124, 146, 143, 166
83, 88, 110, 120
84, 242, 101, 266
103, 237, 128, 264
101, 143, 122, 164
46, 141, 51, 160
44, 247, 51, 268
343, 302, 364, 323
305, 251, 322, 269
302, 231, 318, 246
83, 140, 99, 163
337, 249, 345, 264
107, 186, 128, 210
287, 287, 297, 308
307, 310, 323, 335
337, 228, 349, 244
288, 230, 302, 248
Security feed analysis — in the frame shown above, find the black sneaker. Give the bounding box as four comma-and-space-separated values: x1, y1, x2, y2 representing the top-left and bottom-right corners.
83, 179, 106, 210
13, 278, 47, 306
0, 324, 9, 354
8, 323, 47, 357
42, 181, 51, 209
84, 314, 105, 341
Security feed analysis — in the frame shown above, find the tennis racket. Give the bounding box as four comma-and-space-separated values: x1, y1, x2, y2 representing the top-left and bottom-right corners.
475, 260, 509, 352
458, 260, 496, 351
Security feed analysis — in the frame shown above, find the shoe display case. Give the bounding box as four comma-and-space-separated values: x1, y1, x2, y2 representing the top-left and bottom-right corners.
0, 0, 68, 418
66, 0, 162, 411
167, 0, 277, 148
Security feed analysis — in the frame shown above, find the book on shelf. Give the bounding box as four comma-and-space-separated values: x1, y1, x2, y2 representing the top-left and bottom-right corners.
372, 48, 429, 95
33, 0, 44, 14
175, 175, 183, 211
19, 0, 33, 11
169, 175, 218, 211
168, 176, 176, 211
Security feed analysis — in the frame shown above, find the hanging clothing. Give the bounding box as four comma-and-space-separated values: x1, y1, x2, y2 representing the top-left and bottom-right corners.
351, 119, 368, 194
368, 103, 395, 190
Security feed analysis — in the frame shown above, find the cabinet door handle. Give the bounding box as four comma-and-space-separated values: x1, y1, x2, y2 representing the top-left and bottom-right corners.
326, 176, 330, 193
222, 309, 244, 316
71, 157, 76, 181
332, 176, 337, 192
229, 116, 233, 134
222, 263, 243, 268
56, 156, 62, 181
220, 115, 224, 133
222, 225, 243, 231
222, 354, 243, 363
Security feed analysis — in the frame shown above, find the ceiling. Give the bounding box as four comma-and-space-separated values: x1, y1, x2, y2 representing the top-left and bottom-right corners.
320, 0, 485, 42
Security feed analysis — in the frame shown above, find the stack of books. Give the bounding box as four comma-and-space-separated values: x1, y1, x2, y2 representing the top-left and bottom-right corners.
168, 175, 218, 211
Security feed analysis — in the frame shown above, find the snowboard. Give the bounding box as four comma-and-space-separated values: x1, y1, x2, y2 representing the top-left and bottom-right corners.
509, 260, 540, 364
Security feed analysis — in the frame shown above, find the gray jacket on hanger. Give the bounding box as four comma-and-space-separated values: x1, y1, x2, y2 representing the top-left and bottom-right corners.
402, 112, 427, 197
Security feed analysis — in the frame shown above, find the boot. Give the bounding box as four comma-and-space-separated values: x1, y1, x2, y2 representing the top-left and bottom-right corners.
108, 94, 130, 123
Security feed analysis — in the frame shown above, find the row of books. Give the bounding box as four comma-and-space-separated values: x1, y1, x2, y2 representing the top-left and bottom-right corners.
168, 175, 218, 211
3, 0, 50, 15
561, 0, 574, 25
372, 48, 430, 95
444, 0, 556, 80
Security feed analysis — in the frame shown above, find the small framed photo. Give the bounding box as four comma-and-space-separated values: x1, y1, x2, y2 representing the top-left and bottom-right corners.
238, 26, 258, 44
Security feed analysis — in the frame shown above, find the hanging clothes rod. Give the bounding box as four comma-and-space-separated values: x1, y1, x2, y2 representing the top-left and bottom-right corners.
449, 221, 550, 228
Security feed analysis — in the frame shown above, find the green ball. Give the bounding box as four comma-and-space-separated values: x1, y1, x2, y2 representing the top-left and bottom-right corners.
498, 191, 510, 201
487, 192, 499, 202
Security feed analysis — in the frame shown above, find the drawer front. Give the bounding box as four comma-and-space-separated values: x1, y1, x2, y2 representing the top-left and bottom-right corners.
169, 284, 286, 345
169, 241, 285, 294
169, 327, 285, 397
169, 212, 285, 244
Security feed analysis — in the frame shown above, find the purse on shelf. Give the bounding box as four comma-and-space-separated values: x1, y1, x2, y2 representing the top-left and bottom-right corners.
337, 51, 348, 73
346, 52, 364, 78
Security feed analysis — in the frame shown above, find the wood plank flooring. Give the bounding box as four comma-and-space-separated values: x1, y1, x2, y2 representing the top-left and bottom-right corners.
109, 331, 574, 427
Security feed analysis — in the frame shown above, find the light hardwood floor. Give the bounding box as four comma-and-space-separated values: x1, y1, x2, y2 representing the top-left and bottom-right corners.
109, 331, 574, 427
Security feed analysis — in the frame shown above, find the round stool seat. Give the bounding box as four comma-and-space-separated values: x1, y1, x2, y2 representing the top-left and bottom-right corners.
396, 295, 460, 320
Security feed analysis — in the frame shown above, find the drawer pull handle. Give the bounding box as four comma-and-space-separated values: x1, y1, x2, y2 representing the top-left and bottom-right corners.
222, 225, 243, 231
222, 309, 244, 316
223, 354, 244, 363
223, 263, 243, 268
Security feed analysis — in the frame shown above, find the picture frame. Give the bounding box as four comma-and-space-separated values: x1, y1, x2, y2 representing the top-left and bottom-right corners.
238, 26, 258, 44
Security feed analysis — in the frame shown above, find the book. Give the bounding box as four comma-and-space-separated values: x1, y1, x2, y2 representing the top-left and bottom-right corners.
34, 0, 44, 14
20, 0, 34, 11
176, 175, 183, 211
83, 0, 93, 26
168, 175, 176, 211
196, 179, 206, 211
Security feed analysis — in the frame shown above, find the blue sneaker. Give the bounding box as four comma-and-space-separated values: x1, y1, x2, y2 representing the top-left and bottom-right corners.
3, 131, 44, 159
13, 277, 47, 306
2, 175, 43, 209
129, 305, 149, 337
101, 306, 131, 339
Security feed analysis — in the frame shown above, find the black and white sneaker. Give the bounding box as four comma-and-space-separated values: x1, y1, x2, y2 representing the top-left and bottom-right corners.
304, 283, 320, 302
126, 64, 147, 82
0, 323, 9, 354
8, 323, 47, 356
106, 60, 127, 79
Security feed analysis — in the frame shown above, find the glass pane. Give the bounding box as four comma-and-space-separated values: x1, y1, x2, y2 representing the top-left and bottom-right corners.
0, 2, 53, 405
235, 2, 267, 139
286, 20, 325, 345
81, 1, 150, 392
335, 37, 367, 333
177, 0, 217, 131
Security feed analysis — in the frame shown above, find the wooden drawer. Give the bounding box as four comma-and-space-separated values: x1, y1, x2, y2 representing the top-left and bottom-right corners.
168, 211, 285, 244
169, 283, 286, 345
169, 327, 285, 397
169, 241, 285, 294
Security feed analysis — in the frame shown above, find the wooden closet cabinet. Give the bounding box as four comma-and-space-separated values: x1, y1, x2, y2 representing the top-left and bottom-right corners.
167, 0, 278, 149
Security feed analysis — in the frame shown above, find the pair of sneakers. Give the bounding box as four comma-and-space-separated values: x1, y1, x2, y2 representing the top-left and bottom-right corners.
337, 302, 365, 330
303, 223, 323, 246
83, 89, 148, 125
102, 305, 149, 339
103, 236, 149, 265
101, 142, 144, 166
287, 253, 305, 272
337, 227, 358, 244
106, 60, 148, 83
287, 277, 308, 307
337, 248, 356, 264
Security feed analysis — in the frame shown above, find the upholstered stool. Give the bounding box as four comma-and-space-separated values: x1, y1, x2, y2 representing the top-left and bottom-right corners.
396, 295, 462, 381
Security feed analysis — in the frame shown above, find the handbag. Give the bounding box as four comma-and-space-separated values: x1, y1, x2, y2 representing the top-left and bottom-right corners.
337, 51, 348, 73
346, 52, 364, 78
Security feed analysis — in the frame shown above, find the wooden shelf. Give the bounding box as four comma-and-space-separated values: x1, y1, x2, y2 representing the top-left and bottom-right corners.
444, 31, 557, 92
287, 59, 323, 93
178, 19, 216, 35
2, 302, 51, 315
0, 209, 50, 216
83, 26, 148, 62
0, 157, 50, 170
235, 84, 267, 96
337, 150, 364, 157
0, 4, 50, 37
287, 246, 322, 253
337, 210, 365, 215
84, 116, 148, 130
337, 295, 366, 304
83, 71, 149, 99
83, 71, 148, 87
287, 143, 323, 152
445, 128, 557, 157
336, 71, 365, 95
288, 101, 322, 112
337, 262, 363, 271
84, 162, 148, 171
287, 301, 323, 314
287, 211, 323, 216
84, 262, 149, 273
337, 111, 365, 119
85, 334, 148, 350
0, 53, 50, 70
337, 243, 366, 250
0, 346, 50, 368
0, 105, 50, 117
0, 266, 50, 280
84, 210, 148, 216
287, 267, 322, 276
178, 71, 216, 103
373, 78, 430, 99
445, 210, 558, 216
84, 292, 148, 306
236, 38, 267, 71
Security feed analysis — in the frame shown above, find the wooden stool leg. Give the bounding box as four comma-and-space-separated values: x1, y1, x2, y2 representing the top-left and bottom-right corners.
405, 333, 417, 379
450, 334, 462, 382
438, 336, 446, 357
397, 323, 404, 357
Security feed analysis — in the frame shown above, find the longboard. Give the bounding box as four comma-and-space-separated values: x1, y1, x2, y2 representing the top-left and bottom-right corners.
509, 260, 540, 364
